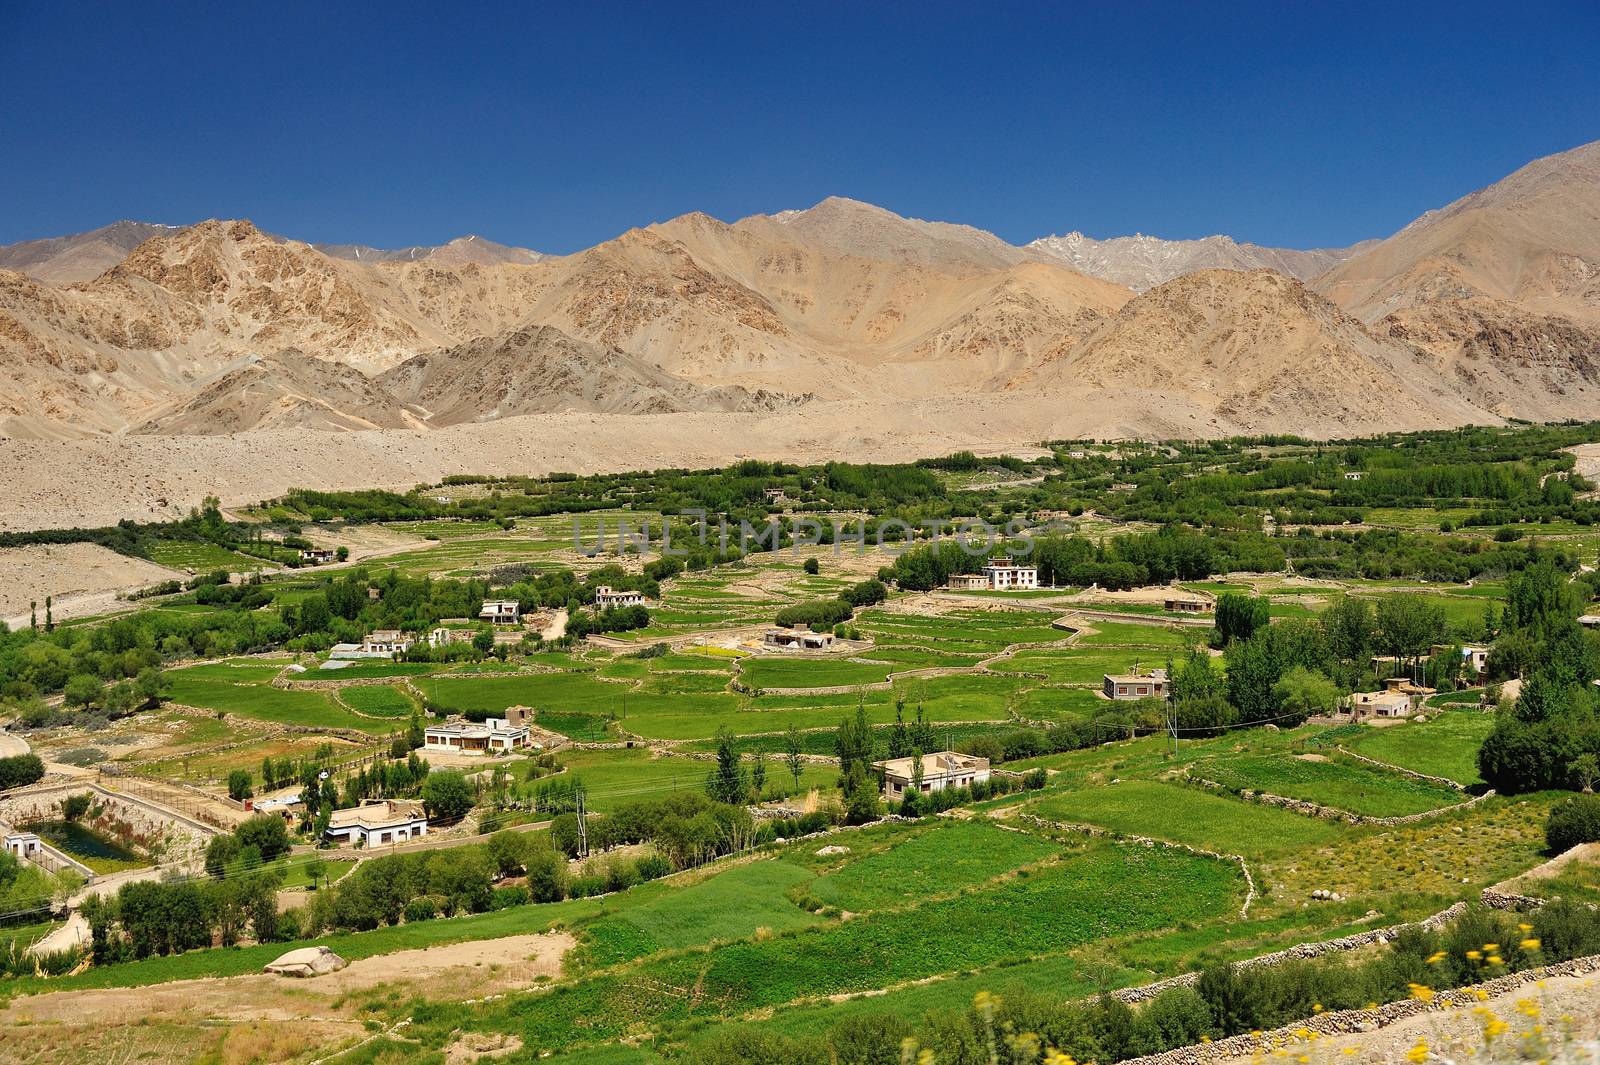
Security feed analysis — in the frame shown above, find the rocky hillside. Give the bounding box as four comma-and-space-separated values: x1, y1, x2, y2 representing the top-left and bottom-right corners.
2, 140, 1598, 439
1024, 270, 1489, 434
378, 324, 806, 425
1029, 231, 1374, 291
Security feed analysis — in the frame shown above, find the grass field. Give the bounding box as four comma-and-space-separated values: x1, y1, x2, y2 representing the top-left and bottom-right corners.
1192, 751, 1465, 816
339, 684, 417, 718
1341, 711, 1494, 786
165, 668, 392, 733
1028, 779, 1346, 858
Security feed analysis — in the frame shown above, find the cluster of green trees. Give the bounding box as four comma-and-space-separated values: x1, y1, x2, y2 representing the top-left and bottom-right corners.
80, 869, 285, 962
550, 790, 767, 869
1479, 561, 1600, 793
565, 604, 651, 641
698, 900, 1600, 1065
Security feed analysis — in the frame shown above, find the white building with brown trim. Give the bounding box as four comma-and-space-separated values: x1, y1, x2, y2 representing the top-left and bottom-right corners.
300, 548, 336, 564
479, 599, 522, 624
948, 557, 1039, 591
873, 751, 990, 801
324, 799, 428, 847
1103, 667, 1169, 701
423, 713, 531, 755
595, 585, 646, 609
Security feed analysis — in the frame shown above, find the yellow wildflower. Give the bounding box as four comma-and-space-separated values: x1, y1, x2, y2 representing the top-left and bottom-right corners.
1406, 1038, 1429, 1064
1408, 982, 1435, 1003
1466, 949, 1483, 961
1425, 951, 1447, 964
1521, 937, 1541, 951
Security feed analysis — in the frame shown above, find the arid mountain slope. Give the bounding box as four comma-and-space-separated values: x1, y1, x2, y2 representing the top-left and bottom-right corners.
313, 234, 545, 266
0, 221, 186, 283
378, 324, 806, 424
1316, 140, 1600, 323
753, 196, 1032, 271
1027, 270, 1491, 434
1029, 231, 1375, 291
1313, 139, 1600, 418
132, 351, 422, 435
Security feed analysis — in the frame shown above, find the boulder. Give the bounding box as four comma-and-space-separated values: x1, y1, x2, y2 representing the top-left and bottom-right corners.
264, 945, 347, 978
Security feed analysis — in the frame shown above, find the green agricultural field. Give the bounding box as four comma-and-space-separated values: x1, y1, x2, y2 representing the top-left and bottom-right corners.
739, 656, 897, 689
807, 819, 1058, 911
164, 669, 390, 733
1029, 779, 1346, 858
145, 539, 258, 571
1341, 711, 1495, 786
572, 860, 824, 969
451, 836, 1243, 1054
1073, 620, 1208, 649
1191, 752, 1464, 817
339, 684, 417, 718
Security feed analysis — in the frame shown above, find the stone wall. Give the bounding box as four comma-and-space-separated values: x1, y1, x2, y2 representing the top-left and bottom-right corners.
1119, 952, 1600, 1065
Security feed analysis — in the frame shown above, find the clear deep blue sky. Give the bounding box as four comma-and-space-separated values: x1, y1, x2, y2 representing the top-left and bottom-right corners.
2, 1, 1597, 253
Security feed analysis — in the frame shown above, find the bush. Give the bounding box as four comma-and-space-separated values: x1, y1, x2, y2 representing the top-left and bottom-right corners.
0, 753, 45, 791
404, 896, 437, 923
1545, 793, 1600, 853
235, 814, 291, 862
226, 769, 253, 801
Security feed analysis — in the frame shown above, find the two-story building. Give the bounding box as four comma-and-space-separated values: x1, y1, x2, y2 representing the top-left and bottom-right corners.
324, 800, 428, 847
873, 751, 990, 801
479, 599, 522, 625
595, 585, 646, 609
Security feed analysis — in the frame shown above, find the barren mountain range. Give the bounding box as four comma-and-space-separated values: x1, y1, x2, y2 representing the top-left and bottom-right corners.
1, 140, 1598, 446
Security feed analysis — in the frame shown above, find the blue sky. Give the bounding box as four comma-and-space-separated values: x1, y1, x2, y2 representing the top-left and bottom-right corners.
2, 1, 1597, 253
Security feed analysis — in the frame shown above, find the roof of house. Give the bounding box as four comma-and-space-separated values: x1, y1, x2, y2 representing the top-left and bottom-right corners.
1105, 668, 1169, 684
873, 751, 988, 780
327, 799, 426, 832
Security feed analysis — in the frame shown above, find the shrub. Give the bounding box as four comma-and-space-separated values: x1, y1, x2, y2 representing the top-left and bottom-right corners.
1545, 793, 1600, 853
0, 753, 45, 791
404, 897, 437, 922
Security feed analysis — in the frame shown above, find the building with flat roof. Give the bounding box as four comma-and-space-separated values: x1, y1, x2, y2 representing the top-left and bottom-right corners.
595, 585, 645, 609
763, 626, 834, 650
479, 599, 521, 624
325, 800, 428, 847
1103, 667, 1169, 701
873, 751, 990, 801
948, 557, 1039, 591
361, 629, 413, 656
300, 548, 336, 564
423, 714, 531, 755
2, 832, 42, 860
1164, 596, 1210, 614
1352, 689, 1413, 718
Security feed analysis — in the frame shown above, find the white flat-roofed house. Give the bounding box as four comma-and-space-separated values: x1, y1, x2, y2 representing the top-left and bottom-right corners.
479, 599, 522, 625
300, 548, 336, 564
1461, 645, 1491, 679
873, 751, 990, 801
1352, 689, 1413, 719
982, 557, 1038, 590
325, 800, 428, 847
3, 832, 42, 860
423, 715, 530, 755
947, 573, 991, 591
594, 585, 645, 609
1103, 667, 1169, 701
361, 629, 413, 656
1344, 472, 1365, 481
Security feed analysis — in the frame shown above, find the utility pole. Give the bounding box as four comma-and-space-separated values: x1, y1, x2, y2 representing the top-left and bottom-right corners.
575, 788, 589, 858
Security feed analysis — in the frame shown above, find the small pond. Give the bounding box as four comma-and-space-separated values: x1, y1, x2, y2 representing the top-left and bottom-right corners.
25, 820, 147, 872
